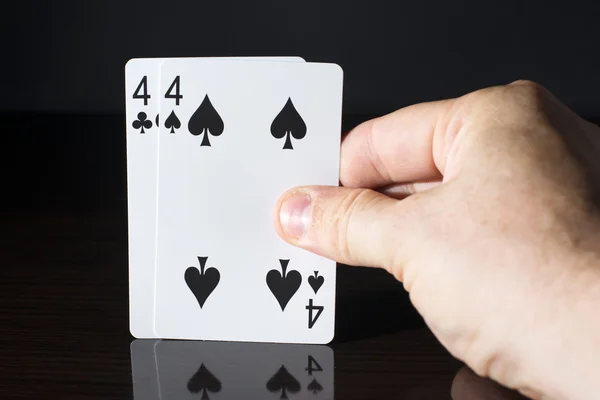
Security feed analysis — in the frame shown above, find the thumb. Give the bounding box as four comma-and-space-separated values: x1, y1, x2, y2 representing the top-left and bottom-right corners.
274, 186, 412, 272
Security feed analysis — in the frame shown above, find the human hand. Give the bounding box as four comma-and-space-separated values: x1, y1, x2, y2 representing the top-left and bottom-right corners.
273, 81, 600, 399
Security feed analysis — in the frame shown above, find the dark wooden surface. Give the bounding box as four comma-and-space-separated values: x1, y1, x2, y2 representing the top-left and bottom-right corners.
0, 114, 527, 399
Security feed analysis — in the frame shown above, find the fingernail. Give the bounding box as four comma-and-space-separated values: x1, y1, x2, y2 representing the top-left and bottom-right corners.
279, 192, 312, 239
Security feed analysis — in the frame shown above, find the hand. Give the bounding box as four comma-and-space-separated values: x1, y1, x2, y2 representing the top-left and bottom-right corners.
273, 81, 600, 399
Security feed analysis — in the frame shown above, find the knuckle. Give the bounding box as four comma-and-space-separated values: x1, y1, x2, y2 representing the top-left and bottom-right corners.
327, 189, 378, 262
389, 261, 405, 283
386, 198, 424, 280
467, 79, 548, 109
366, 118, 393, 182
507, 79, 548, 105
461, 80, 554, 129
509, 79, 542, 90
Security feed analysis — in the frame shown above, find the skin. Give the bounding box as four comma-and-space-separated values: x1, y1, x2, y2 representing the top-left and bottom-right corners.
273, 81, 600, 400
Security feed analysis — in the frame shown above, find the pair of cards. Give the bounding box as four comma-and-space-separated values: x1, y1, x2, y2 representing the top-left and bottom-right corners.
131, 340, 333, 399
125, 57, 343, 343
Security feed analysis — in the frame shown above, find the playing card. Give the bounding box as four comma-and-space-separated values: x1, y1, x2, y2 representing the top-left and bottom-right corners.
154, 59, 342, 343
125, 57, 305, 338
155, 340, 333, 399
130, 340, 161, 400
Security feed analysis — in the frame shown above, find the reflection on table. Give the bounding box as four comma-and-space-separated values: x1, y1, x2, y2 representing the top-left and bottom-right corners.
131, 340, 333, 399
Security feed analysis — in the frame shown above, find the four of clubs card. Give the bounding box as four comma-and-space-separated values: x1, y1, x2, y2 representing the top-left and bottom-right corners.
125, 57, 343, 344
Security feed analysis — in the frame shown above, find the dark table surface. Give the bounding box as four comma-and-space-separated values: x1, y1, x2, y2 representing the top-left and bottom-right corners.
0, 114, 528, 399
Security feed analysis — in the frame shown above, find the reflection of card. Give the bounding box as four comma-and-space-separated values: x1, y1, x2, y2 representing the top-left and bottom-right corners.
154, 59, 342, 343
125, 57, 305, 338
155, 340, 334, 400
130, 340, 161, 400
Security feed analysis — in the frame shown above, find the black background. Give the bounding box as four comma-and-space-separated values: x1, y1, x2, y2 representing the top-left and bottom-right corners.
3, 0, 600, 116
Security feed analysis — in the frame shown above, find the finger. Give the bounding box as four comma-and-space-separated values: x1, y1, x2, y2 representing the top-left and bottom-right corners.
340, 98, 458, 189
274, 185, 417, 270
378, 179, 443, 200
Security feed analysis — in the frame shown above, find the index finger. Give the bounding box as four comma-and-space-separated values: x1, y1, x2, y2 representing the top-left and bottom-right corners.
340, 98, 457, 189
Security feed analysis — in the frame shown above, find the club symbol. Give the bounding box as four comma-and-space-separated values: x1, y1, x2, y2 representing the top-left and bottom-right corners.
188, 95, 224, 146
308, 271, 324, 294
307, 379, 323, 395
185, 256, 220, 309
132, 111, 152, 134
155, 113, 160, 127
270, 97, 307, 150
266, 365, 300, 400
164, 110, 181, 134
187, 363, 221, 400
266, 259, 301, 311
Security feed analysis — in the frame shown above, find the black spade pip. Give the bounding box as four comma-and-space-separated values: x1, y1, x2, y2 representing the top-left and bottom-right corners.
185, 256, 220, 308
188, 95, 224, 146
164, 110, 181, 133
308, 271, 324, 294
307, 379, 323, 394
266, 365, 301, 400
270, 98, 306, 150
187, 363, 221, 400
266, 259, 301, 311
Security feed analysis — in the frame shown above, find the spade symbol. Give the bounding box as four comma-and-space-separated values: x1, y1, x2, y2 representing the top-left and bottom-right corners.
266, 259, 301, 311
266, 365, 301, 400
307, 271, 324, 294
187, 363, 221, 400
132, 111, 152, 134
185, 256, 220, 309
307, 379, 323, 395
164, 110, 181, 134
155, 113, 160, 127
270, 98, 307, 150
188, 95, 224, 146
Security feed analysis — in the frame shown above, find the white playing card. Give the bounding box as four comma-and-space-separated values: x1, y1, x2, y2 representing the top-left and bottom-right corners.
125, 57, 305, 338
154, 59, 342, 343
155, 340, 333, 400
